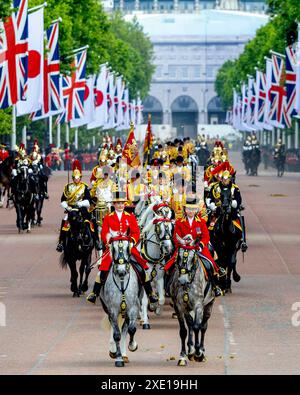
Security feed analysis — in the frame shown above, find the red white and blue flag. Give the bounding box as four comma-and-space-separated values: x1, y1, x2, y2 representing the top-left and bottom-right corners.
59, 49, 87, 124
31, 21, 62, 120
87, 64, 108, 129
268, 54, 287, 128
284, 44, 297, 127
0, 0, 28, 109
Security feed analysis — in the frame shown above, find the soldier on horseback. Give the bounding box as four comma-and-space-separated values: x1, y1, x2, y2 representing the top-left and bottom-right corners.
86, 191, 159, 309
0, 143, 9, 164
206, 170, 248, 252
56, 160, 101, 253
164, 196, 225, 297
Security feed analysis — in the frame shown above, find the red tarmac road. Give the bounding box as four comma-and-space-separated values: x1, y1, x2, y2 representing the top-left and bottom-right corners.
0, 152, 299, 375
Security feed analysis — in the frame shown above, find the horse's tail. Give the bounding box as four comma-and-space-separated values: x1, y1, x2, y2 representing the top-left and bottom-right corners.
101, 314, 125, 332
59, 252, 68, 270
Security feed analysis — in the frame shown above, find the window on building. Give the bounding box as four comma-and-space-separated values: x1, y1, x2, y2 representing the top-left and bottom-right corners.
168, 65, 177, 78
193, 66, 201, 79
155, 66, 163, 79
181, 67, 188, 79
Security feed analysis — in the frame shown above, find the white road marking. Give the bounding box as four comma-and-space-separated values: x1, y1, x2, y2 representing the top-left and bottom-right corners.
219, 302, 238, 375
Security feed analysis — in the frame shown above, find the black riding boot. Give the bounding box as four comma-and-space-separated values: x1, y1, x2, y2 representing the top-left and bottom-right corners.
56, 221, 66, 252
86, 271, 107, 304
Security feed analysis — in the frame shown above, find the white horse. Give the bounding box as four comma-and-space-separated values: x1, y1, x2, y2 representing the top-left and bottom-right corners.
137, 213, 174, 328
100, 231, 141, 367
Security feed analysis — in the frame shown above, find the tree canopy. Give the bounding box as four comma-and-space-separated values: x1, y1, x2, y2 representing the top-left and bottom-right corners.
215, 0, 300, 110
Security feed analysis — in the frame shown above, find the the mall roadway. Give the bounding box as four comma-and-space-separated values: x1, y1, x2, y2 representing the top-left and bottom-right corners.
0, 152, 299, 376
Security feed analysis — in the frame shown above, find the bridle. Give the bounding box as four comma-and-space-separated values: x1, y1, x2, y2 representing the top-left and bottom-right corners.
110, 236, 131, 294
177, 246, 198, 285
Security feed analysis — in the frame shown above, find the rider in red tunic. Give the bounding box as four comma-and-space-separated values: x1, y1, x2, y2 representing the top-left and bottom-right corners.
86, 191, 159, 308
0, 143, 9, 164
164, 196, 225, 297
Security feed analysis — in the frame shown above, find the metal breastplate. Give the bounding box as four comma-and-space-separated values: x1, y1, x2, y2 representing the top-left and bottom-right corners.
67, 183, 85, 206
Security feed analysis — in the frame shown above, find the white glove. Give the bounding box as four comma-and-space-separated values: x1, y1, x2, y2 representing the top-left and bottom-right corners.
28, 168, 33, 174
231, 200, 238, 209
203, 181, 208, 189
205, 198, 211, 207
209, 202, 216, 212
61, 201, 69, 210
78, 199, 90, 208
12, 169, 17, 177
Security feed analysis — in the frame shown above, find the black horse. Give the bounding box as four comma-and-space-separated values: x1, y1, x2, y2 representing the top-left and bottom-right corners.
249, 147, 261, 176
31, 162, 48, 226
274, 150, 286, 177
210, 188, 243, 293
0, 155, 14, 208
60, 208, 95, 297
11, 164, 35, 233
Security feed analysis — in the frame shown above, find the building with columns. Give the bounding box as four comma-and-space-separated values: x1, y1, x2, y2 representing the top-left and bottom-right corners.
106, 1, 269, 139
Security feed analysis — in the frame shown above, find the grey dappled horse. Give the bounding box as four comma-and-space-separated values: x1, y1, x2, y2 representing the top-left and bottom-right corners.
100, 231, 141, 367
169, 238, 215, 366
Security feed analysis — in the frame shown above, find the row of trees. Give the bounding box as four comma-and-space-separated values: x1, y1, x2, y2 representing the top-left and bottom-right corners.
0, 1, 155, 140
215, 0, 299, 111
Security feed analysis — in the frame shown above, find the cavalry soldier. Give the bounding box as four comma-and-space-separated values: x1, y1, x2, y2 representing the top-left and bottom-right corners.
56, 160, 101, 253
126, 169, 147, 211
171, 178, 187, 219
172, 155, 191, 186
153, 144, 169, 163
86, 191, 159, 307
114, 138, 123, 160
164, 196, 225, 297
90, 149, 108, 185
90, 165, 115, 230
0, 143, 9, 164
29, 139, 49, 199
206, 170, 248, 252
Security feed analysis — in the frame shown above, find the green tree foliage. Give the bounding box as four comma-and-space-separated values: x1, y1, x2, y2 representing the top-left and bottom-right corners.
215, 0, 300, 110
0, 1, 11, 21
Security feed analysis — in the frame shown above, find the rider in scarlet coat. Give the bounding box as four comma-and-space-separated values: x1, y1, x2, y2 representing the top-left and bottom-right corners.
164, 196, 225, 297
0, 143, 9, 164
86, 191, 159, 308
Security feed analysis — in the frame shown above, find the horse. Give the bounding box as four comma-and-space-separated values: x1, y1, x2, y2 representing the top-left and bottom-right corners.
249, 146, 261, 176
274, 151, 285, 177
60, 208, 94, 297
169, 242, 215, 366
100, 232, 141, 367
138, 214, 174, 328
210, 187, 243, 293
31, 162, 46, 226
11, 164, 35, 233
0, 155, 14, 208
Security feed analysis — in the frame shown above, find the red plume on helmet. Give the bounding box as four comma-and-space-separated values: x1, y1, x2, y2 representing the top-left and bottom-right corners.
72, 159, 82, 173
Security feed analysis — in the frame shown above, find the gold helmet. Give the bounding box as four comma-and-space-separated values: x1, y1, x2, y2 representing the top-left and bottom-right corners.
72, 160, 82, 180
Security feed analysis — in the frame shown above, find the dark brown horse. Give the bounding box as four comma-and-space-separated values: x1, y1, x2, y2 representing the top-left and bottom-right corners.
0, 155, 14, 208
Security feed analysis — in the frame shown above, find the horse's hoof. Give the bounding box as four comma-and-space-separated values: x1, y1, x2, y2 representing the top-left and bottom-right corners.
128, 343, 138, 352
109, 351, 117, 359
81, 283, 88, 293
188, 354, 195, 361
177, 358, 187, 367
123, 356, 129, 363
142, 324, 151, 330
115, 360, 124, 368
155, 306, 161, 315
172, 313, 177, 319
233, 272, 241, 282
194, 353, 206, 362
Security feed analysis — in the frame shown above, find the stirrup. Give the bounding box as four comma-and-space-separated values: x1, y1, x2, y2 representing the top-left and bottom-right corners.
241, 242, 248, 252
56, 243, 63, 253
86, 292, 97, 304
217, 267, 227, 278
214, 286, 224, 297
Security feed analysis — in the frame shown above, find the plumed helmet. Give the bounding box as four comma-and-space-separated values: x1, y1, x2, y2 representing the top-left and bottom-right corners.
72, 159, 82, 180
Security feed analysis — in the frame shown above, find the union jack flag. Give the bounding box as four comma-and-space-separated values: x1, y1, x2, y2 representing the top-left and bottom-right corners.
0, 0, 28, 109
59, 49, 87, 124
31, 22, 62, 120
268, 54, 287, 128
247, 77, 256, 127
254, 70, 267, 127
284, 44, 297, 127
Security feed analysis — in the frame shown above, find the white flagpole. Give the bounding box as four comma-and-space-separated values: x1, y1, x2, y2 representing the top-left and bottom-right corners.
11, 106, 16, 150
66, 123, 70, 144
22, 126, 27, 148
49, 116, 53, 146
74, 128, 78, 150
57, 122, 61, 148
